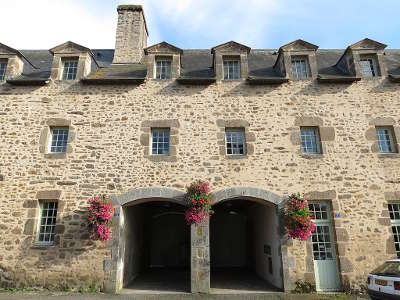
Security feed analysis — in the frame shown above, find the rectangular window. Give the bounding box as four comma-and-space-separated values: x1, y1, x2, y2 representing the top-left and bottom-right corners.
36, 201, 58, 245
388, 203, 400, 258
0, 61, 7, 81
223, 59, 241, 80
360, 57, 377, 78
376, 126, 397, 153
155, 58, 172, 79
151, 128, 170, 155
226, 128, 246, 155
62, 59, 78, 80
300, 127, 321, 154
309, 203, 334, 260
291, 57, 310, 79
49, 127, 69, 153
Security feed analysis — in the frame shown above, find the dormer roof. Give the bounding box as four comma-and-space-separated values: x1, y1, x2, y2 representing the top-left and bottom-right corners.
349, 38, 387, 51
278, 39, 319, 52
49, 41, 99, 68
211, 41, 251, 54
144, 41, 183, 55
0, 42, 36, 68
49, 41, 92, 54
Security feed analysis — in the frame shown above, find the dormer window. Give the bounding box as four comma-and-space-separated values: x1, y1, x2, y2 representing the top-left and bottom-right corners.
62, 59, 78, 80
155, 57, 172, 80
360, 56, 378, 78
223, 58, 240, 80
0, 60, 7, 81
291, 57, 310, 79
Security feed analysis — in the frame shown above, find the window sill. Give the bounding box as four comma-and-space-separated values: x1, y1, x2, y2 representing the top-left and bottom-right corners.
361, 76, 381, 80
301, 153, 324, 159
378, 153, 400, 158
31, 244, 55, 250
148, 155, 177, 162
44, 153, 67, 159
152, 78, 174, 81
292, 78, 312, 81
225, 154, 248, 160
55, 79, 79, 82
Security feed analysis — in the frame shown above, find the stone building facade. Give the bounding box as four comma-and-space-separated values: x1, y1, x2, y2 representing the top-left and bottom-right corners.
1, 4, 400, 294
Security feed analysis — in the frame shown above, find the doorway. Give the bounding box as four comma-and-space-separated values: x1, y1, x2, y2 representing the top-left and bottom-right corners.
210, 199, 282, 293
122, 201, 190, 293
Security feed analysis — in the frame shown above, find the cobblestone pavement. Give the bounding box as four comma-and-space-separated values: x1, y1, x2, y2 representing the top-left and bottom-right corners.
0, 292, 370, 300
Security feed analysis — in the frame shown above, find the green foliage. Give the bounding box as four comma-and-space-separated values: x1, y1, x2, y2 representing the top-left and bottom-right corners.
292, 280, 316, 293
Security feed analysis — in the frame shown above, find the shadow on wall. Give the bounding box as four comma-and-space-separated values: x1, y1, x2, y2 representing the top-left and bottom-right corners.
7, 208, 106, 289
155, 80, 212, 97
59, 81, 142, 96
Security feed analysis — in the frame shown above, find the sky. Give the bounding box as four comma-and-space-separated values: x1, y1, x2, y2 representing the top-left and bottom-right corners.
1, 0, 400, 50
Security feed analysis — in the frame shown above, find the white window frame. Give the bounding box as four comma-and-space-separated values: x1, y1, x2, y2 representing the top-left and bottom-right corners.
225, 128, 246, 156
223, 59, 241, 80
300, 126, 322, 154
388, 203, 400, 258
151, 128, 170, 155
61, 58, 79, 80
154, 57, 172, 80
0, 60, 7, 81
35, 201, 58, 246
48, 127, 69, 154
309, 202, 335, 261
360, 56, 378, 78
291, 57, 310, 79
376, 126, 397, 154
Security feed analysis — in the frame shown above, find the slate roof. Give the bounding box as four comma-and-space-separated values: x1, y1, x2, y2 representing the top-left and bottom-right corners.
6, 48, 400, 84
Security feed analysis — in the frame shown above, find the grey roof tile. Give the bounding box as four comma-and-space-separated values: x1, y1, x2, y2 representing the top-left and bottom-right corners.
6, 48, 400, 84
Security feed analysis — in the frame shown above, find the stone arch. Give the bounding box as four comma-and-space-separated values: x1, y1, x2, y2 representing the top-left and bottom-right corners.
210, 187, 288, 291
106, 187, 189, 293
212, 187, 284, 207
110, 186, 187, 207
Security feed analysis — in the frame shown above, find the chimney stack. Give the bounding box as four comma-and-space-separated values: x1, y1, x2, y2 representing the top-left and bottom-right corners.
113, 5, 148, 64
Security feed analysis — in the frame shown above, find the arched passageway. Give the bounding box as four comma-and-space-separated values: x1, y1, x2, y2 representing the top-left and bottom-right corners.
107, 186, 287, 294
121, 198, 190, 293
210, 197, 283, 293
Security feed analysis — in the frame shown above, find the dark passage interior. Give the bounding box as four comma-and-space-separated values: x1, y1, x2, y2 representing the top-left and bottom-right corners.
122, 201, 190, 293
210, 199, 283, 293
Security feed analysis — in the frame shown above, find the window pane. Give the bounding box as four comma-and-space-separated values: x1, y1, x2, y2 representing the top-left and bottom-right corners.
223, 60, 240, 80
0, 62, 7, 81
49, 127, 69, 153
151, 128, 170, 155
360, 58, 376, 77
225, 129, 245, 155
300, 127, 321, 154
376, 127, 396, 153
155, 59, 172, 79
62, 60, 78, 80
37, 201, 58, 245
388, 204, 400, 258
291, 58, 309, 79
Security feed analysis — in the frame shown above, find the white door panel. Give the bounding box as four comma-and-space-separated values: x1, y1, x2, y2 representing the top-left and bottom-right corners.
309, 203, 341, 292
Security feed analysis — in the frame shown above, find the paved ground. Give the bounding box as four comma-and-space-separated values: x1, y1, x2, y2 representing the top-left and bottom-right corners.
122, 268, 279, 294
0, 292, 370, 300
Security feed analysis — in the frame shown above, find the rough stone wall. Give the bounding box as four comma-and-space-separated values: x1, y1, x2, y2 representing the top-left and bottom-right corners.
0, 78, 399, 291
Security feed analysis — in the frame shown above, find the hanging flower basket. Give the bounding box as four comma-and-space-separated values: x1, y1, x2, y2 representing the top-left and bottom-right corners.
285, 193, 315, 241
185, 181, 213, 226
88, 195, 114, 243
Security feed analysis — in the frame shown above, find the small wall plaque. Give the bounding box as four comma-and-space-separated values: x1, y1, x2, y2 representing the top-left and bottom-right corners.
264, 244, 271, 255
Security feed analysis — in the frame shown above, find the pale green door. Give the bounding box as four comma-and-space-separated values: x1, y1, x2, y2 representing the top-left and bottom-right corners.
309, 202, 341, 292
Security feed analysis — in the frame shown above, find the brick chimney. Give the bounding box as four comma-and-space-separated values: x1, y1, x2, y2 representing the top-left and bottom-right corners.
113, 5, 148, 64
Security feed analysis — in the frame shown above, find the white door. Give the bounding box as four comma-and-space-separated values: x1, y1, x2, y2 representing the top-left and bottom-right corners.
309, 202, 341, 292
